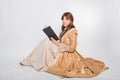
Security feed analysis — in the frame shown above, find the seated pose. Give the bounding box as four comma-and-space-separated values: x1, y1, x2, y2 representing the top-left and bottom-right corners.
20, 12, 108, 78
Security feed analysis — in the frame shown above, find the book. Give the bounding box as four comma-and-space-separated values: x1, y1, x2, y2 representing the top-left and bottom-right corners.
43, 26, 59, 40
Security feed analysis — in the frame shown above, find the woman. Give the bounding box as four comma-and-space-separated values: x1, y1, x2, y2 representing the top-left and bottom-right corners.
20, 12, 108, 78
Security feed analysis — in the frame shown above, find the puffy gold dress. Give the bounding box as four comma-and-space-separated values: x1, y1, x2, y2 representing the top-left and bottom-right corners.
46, 28, 108, 78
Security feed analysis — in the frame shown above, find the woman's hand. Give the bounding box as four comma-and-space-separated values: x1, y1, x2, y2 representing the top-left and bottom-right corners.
50, 37, 60, 47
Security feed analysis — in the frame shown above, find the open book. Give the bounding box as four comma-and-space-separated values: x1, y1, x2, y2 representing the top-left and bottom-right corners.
43, 26, 59, 40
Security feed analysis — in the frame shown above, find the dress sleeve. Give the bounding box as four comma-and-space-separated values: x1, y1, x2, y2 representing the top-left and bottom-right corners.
58, 30, 77, 53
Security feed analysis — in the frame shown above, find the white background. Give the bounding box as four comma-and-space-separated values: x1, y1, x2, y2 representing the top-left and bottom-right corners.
0, 0, 120, 80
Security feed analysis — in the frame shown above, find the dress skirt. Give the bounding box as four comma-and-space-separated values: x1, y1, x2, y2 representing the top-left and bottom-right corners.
20, 38, 58, 71
20, 37, 108, 78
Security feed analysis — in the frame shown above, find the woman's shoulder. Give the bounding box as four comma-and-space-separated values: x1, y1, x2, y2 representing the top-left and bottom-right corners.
69, 28, 77, 34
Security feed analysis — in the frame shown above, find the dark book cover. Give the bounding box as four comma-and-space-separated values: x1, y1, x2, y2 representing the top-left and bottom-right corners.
43, 26, 59, 40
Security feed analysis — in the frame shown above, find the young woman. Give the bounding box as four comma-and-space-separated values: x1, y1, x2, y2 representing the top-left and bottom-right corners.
20, 12, 108, 78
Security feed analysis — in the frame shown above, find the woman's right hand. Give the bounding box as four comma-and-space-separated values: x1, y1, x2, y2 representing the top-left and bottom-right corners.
50, 37, 60, 47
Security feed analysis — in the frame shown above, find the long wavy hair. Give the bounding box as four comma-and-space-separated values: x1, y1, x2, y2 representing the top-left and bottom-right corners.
59, 12, 75, 41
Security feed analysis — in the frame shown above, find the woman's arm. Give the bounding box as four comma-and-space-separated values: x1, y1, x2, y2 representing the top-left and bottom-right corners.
50, 37, 60, 47
59, 32, 77, 53
50, 30, 77, 53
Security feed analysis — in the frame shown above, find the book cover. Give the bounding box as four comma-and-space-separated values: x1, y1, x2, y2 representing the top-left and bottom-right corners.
43, 26, 59, 40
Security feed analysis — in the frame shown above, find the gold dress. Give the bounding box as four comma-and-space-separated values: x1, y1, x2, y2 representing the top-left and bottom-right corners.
46, 28, 108, 78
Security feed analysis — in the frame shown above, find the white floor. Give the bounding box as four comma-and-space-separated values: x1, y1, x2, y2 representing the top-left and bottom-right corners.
0, 39, 120, 80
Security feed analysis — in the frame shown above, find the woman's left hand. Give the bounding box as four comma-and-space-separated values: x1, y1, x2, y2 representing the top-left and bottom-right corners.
50, 37, 60, 47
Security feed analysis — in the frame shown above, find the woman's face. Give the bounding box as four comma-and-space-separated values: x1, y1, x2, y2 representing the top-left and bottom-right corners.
62, 16, 71, 27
